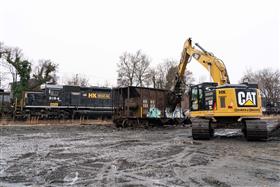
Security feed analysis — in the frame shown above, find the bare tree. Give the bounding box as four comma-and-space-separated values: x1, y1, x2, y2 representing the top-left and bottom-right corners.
117, 50, 151, 87
134, 50, 151, 86
104, 80, 112, 87
145, 59, 177, 89
0, 44, 19, 83
66, 74, 89, 87
240, 69, 255, 83
0, 42, 4, 58
31, 59, 58, 90
117, 52, 137, 86
240, 68, 280, 103
165, 65, 178, 90
117, 52, 194, 89
153, 63, 165, 89
0, 42, 59, 95
0, 62, 13, 88
149, 59, 194, 90
3, 47, 32, 99
145, 68, 157, 88
5, 48, 31, 81
0, 42, 8, 87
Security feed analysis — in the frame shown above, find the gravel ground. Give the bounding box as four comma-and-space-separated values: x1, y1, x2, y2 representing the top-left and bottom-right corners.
0, 123, 280, 187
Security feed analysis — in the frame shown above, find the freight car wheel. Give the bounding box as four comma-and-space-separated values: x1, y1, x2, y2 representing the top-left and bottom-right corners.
113, 119, 122, 128
121, 119, 129, 128
142, 120, 150, 129
132, 120, 138, 128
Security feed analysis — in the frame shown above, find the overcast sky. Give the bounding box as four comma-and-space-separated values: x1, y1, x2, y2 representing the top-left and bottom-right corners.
0, 0, 279, 87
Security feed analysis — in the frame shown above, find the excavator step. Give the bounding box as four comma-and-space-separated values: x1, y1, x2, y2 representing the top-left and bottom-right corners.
245, 120, 268, 141
191, 119, 213, 140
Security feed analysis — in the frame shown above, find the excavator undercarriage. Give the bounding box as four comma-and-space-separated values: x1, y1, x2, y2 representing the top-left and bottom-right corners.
191, 118, 269, 141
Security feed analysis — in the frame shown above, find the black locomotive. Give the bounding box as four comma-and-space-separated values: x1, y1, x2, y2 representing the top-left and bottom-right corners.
1, 85, 112, 119
0, 89, 11, 117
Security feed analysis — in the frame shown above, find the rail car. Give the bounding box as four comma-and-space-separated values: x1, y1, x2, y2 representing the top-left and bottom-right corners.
12, 84, 113, 119
112, 86, 191, 127
0, 89, 11, 117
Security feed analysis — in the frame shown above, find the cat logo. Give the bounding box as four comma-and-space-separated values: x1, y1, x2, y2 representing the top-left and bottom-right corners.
236, 90, 257, 107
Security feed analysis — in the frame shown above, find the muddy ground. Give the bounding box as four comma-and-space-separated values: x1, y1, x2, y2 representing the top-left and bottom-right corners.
0, 123, 280, 187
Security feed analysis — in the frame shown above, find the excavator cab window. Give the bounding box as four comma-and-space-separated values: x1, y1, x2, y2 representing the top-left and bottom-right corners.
190, 82, 217, 111
191, 87, 198, 110
190, 85, 204, 111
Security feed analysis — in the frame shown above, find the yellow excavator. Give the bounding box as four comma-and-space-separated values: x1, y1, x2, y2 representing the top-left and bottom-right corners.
169, 38, 268, 140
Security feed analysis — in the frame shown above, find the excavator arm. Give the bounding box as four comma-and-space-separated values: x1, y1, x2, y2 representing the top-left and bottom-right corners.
168, 38, 230, 112
177, 38, 230, 85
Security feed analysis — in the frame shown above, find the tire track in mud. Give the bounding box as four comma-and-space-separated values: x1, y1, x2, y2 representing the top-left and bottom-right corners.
75, 134, 194, 186
91, 137, 210, 186
1, 125, 280, 186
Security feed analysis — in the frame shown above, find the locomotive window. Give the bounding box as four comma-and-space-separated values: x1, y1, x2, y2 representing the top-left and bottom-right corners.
50, 90, 60, 96
220, 96, 226, 108
3, 95, 10, 102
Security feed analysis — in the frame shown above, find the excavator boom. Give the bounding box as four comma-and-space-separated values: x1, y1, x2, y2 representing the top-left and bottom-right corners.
169, 38, 230, 112
177, 38, 230, 86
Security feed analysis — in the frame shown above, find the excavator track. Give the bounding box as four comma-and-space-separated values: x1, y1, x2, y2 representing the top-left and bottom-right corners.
244, 119, 268, 141
191, 118, 214, 140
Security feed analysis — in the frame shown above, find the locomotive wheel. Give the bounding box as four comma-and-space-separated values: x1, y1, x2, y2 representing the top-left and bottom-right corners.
121, 119, 128, 128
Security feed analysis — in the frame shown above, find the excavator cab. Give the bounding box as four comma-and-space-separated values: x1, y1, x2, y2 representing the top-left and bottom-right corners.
189, 82, 217, 112
189, 82, 269, 140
